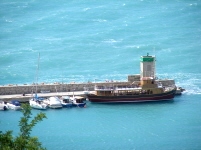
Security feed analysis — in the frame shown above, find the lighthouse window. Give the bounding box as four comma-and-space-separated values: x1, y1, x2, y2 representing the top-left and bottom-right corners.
147, 65, 151, 71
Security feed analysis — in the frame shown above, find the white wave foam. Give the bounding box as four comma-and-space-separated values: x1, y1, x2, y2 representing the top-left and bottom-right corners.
83, 8, 90, 11
92, 19, 107, 22
103, 39, 122, 44
34, 37, 61, 41
158, 73, 201, 95
189, 3, 197, 6
5, 19, 12, 23
125, 45, 141, 49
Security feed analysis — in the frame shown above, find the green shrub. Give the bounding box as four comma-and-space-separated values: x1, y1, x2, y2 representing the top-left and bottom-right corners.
0, 104, 47, 150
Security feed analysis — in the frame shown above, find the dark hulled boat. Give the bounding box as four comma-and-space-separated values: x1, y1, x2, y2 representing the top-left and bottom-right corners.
87, 54, 178, 103
87, 77, 176, 103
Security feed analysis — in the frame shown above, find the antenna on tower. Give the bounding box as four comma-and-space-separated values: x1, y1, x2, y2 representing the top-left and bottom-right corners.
153, 47, 157, 79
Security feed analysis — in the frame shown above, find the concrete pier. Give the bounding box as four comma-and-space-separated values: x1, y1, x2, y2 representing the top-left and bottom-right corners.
0, 81, 129, 102
0, 81, 129, 95
0, 74, 176, 102
0, 91, 93, 103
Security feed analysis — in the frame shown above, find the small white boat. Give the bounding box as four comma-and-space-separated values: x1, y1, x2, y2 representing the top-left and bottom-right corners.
71, 96, 86, 108
44, 96, 62, 109
29, 97, 48, 110
0, 100, 8, 111
60, 96, 73, 108
7, 100, 21, 110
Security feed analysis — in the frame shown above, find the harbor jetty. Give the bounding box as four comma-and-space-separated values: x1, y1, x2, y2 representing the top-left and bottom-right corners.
0, 74, 176, 102
1, 53, 182, 102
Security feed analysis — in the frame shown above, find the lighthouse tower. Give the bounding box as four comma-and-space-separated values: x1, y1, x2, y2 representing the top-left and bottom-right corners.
140, 53, 156, 79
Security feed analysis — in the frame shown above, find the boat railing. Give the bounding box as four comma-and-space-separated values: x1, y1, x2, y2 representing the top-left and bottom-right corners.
115, 87, 141, 91
95, 85, 141, 91
163, 85, 176, 92
95, 86, 114, 91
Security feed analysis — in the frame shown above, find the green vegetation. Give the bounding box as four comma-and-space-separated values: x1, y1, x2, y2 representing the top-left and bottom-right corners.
0, 104, 47, 150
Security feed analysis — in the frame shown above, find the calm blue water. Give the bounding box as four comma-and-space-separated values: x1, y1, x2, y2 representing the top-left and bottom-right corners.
1, 0, 201, 149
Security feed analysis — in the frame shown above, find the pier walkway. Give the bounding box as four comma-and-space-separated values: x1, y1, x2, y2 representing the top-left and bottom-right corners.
0, 91, 93, 102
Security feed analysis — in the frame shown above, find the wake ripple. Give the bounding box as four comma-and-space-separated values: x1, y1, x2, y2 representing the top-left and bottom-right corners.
158, 73, 201, 95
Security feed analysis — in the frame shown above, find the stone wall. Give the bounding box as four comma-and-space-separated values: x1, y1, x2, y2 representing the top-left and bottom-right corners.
0, 74, 176, 95
0, 82, 129, 95
127, 74, 140, 82
157, 79, 175, 86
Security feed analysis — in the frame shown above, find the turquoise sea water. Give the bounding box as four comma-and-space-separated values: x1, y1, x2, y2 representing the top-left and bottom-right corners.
1, 0, 201, 149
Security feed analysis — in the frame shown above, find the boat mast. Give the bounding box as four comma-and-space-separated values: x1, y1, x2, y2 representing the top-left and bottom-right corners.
35, 53, 40, 95
153, 47, 156, 79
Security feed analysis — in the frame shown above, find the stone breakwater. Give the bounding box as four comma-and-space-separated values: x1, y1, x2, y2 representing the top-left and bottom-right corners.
0, 77, 176, 102
0, 75, 140, 95
0, 79, 175, 95
0, 82, 129, 95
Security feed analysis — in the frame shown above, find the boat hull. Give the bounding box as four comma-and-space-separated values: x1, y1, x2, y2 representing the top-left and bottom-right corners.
48, 105, 63, 109
7, 100, 21, 110
44, 97, 63, 109
0, 106, 7, 111
29, 100, 48, 110
62, 103, 73, 108
87, 89, 176, 103
72, 103, 86, 107
0, 101, 8, 110
30, 105, 47, 110
7, 104, 21, 110
30, 103, 47, 110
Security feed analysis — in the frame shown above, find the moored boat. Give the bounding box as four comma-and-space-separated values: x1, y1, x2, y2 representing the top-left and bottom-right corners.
44, 96, 62, 109
0, 100, 8, 111
87, 77, 176, 103
29, 53, 48, 110
60, 96, 73, 108
87, 54, 177, 103
29, 96, 48, 110
71, 96, 86, 107
7, 100, 21, 110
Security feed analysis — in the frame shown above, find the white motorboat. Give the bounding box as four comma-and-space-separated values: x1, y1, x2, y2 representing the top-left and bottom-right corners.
70, 96, 86, 108
7, 100, 21, 110
44, 96, 62, 109
60, 96, 73, 108
29, 97, 48, 110
0, 100, 8, 111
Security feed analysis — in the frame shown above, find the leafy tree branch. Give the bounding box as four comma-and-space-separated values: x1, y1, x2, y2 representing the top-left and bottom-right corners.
0, 104, 47, 150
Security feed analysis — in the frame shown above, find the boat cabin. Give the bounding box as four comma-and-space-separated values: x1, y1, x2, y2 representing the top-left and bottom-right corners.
74, 98, 85, 103
61, 96, 71, 103
140, 77, 163, 94
94, 77, 165, 96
